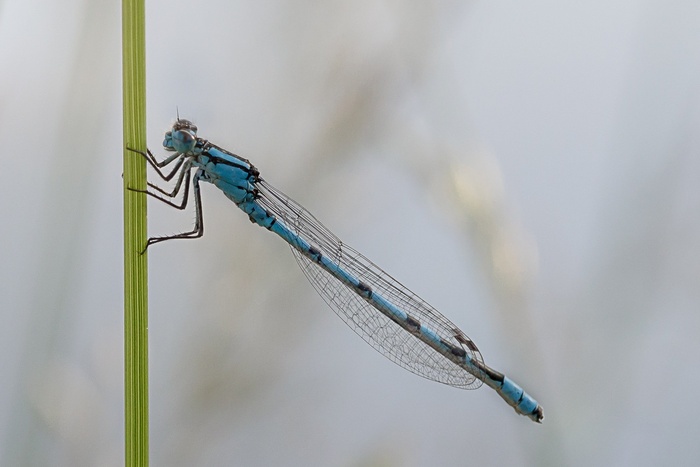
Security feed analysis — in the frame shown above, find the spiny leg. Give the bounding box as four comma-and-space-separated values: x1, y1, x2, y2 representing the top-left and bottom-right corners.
127, 147, 185, 181
143, 169, 205, 250
125, 147, 205, 252
127, 164, 191, 211
144, 158, 193, 199
126, 149, 193, 208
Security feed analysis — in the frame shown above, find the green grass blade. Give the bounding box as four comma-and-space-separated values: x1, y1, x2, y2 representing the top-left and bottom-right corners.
122, 0, 148, 465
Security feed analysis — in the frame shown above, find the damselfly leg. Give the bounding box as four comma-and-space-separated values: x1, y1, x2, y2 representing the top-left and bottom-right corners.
126, 147, 205, 251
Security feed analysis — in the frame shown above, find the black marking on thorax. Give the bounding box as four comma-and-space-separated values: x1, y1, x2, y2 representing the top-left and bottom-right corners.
201, 141, 259, 178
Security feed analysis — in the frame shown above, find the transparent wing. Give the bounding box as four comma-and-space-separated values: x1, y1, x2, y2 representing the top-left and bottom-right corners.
256, 179, 484, 389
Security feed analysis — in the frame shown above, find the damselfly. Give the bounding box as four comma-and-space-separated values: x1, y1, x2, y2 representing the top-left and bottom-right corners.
128, 118, 544, 423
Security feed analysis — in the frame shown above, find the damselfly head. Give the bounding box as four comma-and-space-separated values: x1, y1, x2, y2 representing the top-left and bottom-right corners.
173, 119, 198, 134
164, 118, 198, 153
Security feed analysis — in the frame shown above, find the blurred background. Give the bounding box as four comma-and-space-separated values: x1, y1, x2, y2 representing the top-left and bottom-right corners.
1, 0, 699, 465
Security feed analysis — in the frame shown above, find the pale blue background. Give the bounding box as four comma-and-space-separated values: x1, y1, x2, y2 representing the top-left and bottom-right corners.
0, 1, 698, 465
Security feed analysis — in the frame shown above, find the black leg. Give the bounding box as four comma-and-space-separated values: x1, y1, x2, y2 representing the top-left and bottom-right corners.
142, 169, 205, 251
125, 146, 193, 206
144, 158, 193, 199
127, 167, 191, 211
126, 147, 185, 181
126, 146, 208, 253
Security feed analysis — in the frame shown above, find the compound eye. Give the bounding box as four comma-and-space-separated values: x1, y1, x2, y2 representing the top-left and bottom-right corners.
174, 119, 197, 133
